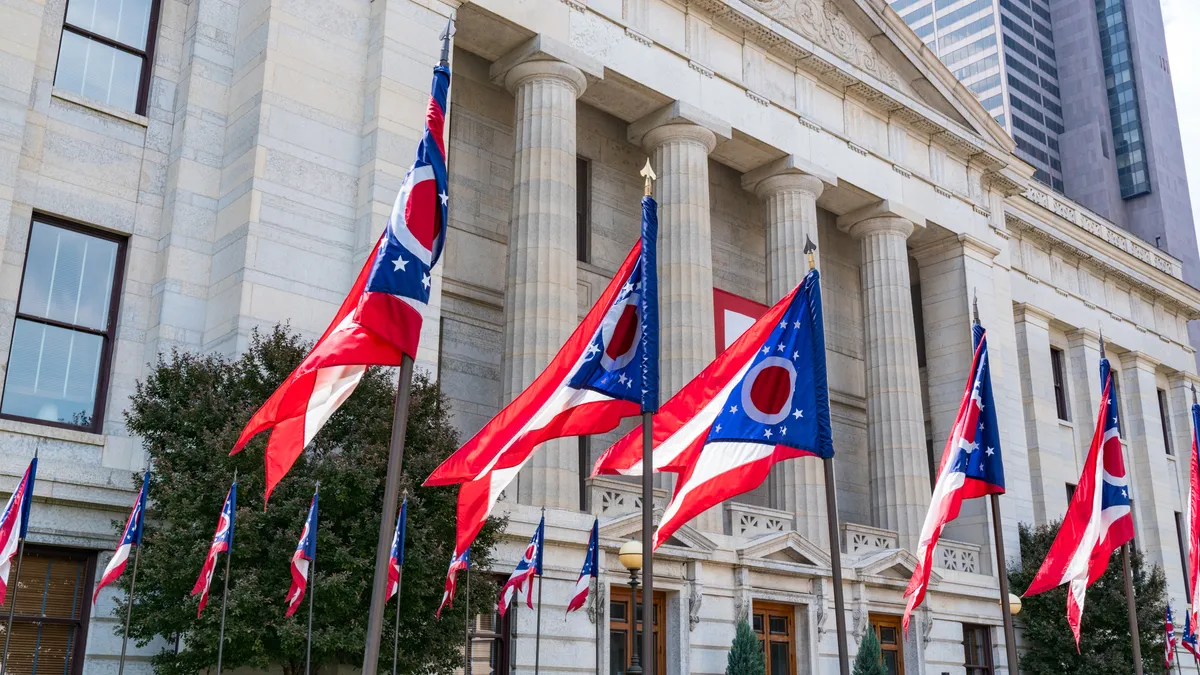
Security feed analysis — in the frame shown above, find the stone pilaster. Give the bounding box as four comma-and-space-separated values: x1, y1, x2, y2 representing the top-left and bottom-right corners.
838, 201, 930, 551
742, 158, 829, 545
500, 57, 588, 509
1122, 352, 1180, 589
1013, 303, 1071, 524
1066, 328, 1104, 467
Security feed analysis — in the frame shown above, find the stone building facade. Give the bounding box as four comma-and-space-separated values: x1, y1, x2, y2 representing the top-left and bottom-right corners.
1, 0, 1199, 674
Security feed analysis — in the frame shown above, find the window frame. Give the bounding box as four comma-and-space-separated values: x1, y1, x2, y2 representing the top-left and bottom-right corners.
4, 545, 97, 675
752, 601, 796, 675
609, 586, 665, 675
962, 623, 994, 675
1, 214, 127, 435
1050, 347, 1070, 421
54, 0, 163, 116
467, 578, 514, 675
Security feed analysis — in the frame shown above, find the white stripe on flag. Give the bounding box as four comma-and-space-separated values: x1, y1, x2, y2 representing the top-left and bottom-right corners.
658, 440, 775, 534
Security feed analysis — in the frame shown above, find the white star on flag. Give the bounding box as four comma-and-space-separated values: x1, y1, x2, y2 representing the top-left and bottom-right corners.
422, 273, 431, 290
763, 429, 772, 439
439, 192, 449, 205
792, 409, 803, 419
393, 256, 408, 272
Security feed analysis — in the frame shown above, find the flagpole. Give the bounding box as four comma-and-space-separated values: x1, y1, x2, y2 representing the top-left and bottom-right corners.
391, 491, 407, 675
805, 240, 849, 675
463, 562, 472, 675
216, 468, 236, 675
968, 294, 1020, 674
1123, 542, 1144, 674
305, 483, 319, 675
1, 537, 27, 673
117, 542, 142, 675
534, 566, 544, 675
1, 450, 34, 675
639, 160, 657, 675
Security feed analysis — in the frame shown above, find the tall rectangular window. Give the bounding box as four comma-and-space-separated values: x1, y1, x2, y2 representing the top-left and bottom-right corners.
577, 157, 590, 263
3, 547, 95, 675
963, 624, 994, 675
1066, 483, 1077, 503
1176, 511, 1190, 586
1158, 389, 1173, 455
54, 0, 161, 114
466, 592, 512, 675
753, 602, 796, 675
1, 217, 126, 433
1050, 348, 1069, 421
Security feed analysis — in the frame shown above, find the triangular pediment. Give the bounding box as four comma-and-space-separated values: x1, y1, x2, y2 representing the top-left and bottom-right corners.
599, 511, 717, 554
738, 531, 831, 569
856, 548, 942, 587
714, 0, 1013, 153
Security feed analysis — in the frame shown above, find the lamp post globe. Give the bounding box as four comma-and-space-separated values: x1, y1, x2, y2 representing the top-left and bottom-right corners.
618, 540, 644, 675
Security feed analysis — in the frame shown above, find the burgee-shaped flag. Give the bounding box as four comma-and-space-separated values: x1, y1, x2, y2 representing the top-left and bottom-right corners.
426, 197, 659, 559
94, 471, 149, 603
1024, 354, 1134, 647
595, 269, 832, 549
903, 323, 1005, 632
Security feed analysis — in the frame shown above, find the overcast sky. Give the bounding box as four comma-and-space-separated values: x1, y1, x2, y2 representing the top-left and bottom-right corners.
1162, 0, 1200, 237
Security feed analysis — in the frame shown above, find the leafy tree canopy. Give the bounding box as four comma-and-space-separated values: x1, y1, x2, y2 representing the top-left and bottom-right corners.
726, 619, 765, 675
117, 326, 501, 675
1008, 521, 1166, 675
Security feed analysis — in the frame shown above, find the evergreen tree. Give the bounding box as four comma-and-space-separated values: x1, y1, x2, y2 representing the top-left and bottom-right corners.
852, 628, 886, 675
115, 326, 502, 675
1008, 521, 1167, 675
726, 619, 765, 675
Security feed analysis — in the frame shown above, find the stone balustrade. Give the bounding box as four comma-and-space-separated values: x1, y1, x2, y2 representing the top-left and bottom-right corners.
843, 522, 899, 553
591, 477, 667, 518
725, 502, 794, 539
936, 539, 981, 574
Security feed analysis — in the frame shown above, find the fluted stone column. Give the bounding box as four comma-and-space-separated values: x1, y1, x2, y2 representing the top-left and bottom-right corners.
743, 160, 829, 544
838, 202, 930, 551
641, 122, 719, 396
630, 103, 728, 532
501, 58, 587, 508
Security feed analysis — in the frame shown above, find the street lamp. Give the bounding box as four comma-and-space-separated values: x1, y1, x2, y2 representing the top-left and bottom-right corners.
619, 540, 644, 675
1008, 593, 1022, 616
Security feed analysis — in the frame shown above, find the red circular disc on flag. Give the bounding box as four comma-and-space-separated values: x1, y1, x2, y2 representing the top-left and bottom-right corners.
600, 294, 643, 371
740, 356, 797, 425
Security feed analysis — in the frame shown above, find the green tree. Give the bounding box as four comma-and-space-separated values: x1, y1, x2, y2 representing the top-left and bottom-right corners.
725, 619, 765, 675
115, 326, 502, 675
852, 629, 886, 675
1008, 521, 1166, 674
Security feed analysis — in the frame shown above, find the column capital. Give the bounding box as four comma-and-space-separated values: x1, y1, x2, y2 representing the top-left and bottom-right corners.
741, 155, 834, 198
1066, 327, 1101, 349
1014, 303, 1054, 329
1126, 351, 1163, 372
490, 35, 601, 95
628, 101, 730, 151
836, 199, 924, 240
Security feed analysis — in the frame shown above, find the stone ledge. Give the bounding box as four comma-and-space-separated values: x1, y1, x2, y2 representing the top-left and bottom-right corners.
0, 417, 106, 446
51, 87, 148, 128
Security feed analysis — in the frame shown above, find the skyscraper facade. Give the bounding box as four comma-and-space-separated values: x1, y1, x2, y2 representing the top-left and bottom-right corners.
892, 0, 1200, 366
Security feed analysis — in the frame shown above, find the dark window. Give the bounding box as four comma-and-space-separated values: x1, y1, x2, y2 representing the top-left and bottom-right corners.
1, 216, 126, 433
752, 602, 795, 675
579, 436, 592, 511
469, 577, 514, 674
1066, 482, 1077, 502
610, 587, 665, 675
869, 615, 905, 675
577, 157, 590, 263
926, 438, 937, 494
1158, 389, 1173, 454
963, 624, 994, 675
1177, 512, 1190, 585
54, 0, 161, 114
1050, 348, 1069, 421
2, 546, 95, 675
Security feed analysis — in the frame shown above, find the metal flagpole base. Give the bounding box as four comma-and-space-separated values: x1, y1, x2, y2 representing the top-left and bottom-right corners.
1123, 543, 1143, 675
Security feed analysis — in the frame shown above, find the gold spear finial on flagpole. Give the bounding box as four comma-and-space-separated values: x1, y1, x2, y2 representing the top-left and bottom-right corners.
641, 159, 656, 197
803, 235, 817, 271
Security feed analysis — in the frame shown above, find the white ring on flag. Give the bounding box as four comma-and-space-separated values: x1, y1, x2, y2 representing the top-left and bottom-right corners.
740, 356, 797, 426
